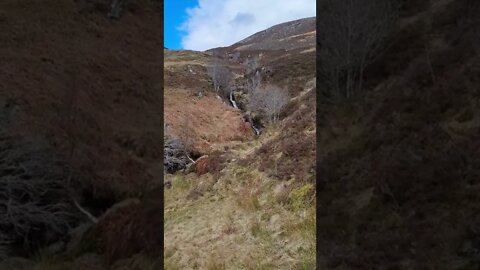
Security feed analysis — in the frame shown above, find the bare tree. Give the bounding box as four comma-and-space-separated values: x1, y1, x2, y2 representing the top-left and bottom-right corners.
207, 58, 232, 98
177, 115, 196, 163
250, 85, 289, 123
318, 0, 399, 99
244, 56, 262, 97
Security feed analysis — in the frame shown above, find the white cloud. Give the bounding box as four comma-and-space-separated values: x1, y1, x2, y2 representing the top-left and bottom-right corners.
179, 0, 316, 51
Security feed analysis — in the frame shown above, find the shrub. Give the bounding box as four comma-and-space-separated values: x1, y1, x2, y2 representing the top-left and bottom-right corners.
207, 151, 227, 177
250, 84, 289, 123
207, 58, 232, 98
0, 138, 79, 256
289, 184, 315, 211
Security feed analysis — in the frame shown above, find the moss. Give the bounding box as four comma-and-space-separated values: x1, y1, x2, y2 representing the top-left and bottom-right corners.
289, 183, 314, 211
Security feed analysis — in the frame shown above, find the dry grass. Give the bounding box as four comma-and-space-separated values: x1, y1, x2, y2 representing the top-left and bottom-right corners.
234, 174, 263, 211
162, 14, 316, 270
205, 255, 227, 270
222, 211, 237, 235
164, 159, 315, 269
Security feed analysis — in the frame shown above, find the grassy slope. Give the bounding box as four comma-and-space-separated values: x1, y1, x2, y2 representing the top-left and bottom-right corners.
164, 134, 315, 270
164, 40, 316, 269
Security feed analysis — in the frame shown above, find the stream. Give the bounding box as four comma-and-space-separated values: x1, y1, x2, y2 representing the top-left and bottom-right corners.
229, 90, 261, 136
229, 91, 239, 109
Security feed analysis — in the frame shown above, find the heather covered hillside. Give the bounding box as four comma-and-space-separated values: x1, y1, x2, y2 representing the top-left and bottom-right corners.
316, 0, 480, 269
0, 0, 163, 269
164, 18, 316, 269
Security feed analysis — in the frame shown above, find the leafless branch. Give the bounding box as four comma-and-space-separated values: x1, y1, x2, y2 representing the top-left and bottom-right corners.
250, 84, 289, 123
207, 58, 233, 98
318, 0, 399, 99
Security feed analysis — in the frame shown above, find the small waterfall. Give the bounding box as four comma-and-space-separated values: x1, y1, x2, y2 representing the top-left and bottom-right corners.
229, 91, 239, 109
252, 124, 261, 135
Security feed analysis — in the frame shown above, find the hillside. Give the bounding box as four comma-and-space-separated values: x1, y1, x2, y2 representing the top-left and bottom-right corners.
164, 17, 316, 269
316, 0, 480, 269
211, 17, 315, 53
0, 0, 163, 269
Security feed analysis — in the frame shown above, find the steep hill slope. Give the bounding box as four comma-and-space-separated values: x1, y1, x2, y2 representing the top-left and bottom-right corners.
0, 0, 163, 268
316, 0, 480, 269
164, 49, 251, 155
228, 16, 315, 52
164, 17, 316, 269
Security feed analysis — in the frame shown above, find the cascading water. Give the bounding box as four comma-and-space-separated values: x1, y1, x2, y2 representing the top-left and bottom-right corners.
228, 90, 261, 136
252, 124, 261, 135
229, 90, 239, 109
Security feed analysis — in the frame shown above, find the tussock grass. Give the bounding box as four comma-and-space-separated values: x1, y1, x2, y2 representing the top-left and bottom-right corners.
205, 255, 226, 270
171, 174, 191, 191
241, 252, 276, 270
165, 146, 316, 269
222, 211, 236, 234
164, 258, 183, 270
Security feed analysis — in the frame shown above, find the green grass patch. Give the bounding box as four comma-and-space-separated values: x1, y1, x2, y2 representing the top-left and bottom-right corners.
289, 183, 314, 211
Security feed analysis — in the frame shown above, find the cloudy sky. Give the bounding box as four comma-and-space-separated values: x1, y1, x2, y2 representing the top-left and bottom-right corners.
165, 0, 316, 51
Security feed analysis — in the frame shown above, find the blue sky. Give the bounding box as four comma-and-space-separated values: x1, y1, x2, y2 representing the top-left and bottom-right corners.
164, 0, 198, 49
165, 0, 316, 51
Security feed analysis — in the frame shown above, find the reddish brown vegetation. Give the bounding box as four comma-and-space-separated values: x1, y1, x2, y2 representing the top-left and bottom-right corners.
194, 152, 227, 177
82, 193, 161, 263
239, 121, 253, 136
248, 88, 316, 181
82, 199, 143, 263
195, 156, 209, 176
207, 151, 228, 177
